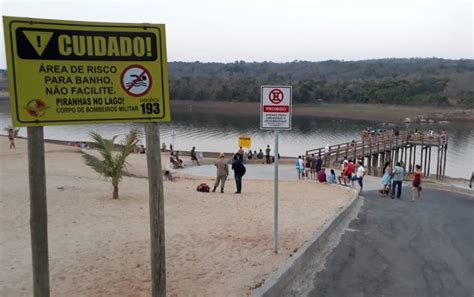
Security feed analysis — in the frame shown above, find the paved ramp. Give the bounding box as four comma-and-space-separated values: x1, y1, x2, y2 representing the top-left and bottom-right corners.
295, 189, 474, 297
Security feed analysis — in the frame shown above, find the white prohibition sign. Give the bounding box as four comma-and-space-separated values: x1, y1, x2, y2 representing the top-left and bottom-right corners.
120, 65, 153, 97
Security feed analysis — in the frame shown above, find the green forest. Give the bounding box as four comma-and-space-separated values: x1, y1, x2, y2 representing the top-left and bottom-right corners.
168, 58, 474, 106
1, 58, 473, 106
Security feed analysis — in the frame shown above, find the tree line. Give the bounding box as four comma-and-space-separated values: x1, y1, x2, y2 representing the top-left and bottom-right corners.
168, 58, 474, 106
1, 58, 473, 105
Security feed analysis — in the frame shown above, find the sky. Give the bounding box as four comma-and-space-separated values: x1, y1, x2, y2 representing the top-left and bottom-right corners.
0, 0, 472, 67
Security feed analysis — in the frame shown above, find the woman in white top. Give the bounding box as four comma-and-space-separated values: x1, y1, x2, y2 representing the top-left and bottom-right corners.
351, 161, 366, 193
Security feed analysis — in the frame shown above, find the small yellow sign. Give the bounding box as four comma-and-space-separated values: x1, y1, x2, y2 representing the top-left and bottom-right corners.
3, 17, 170, 127
238, 136, 251, 148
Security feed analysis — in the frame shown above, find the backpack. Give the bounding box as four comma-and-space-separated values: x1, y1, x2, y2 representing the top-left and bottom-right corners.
240, 163, 246, 176
196, 183, 210, 192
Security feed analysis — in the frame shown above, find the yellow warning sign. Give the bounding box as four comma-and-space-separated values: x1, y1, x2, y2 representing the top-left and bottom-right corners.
3, 16, 170, 127
238, 136, 252, 148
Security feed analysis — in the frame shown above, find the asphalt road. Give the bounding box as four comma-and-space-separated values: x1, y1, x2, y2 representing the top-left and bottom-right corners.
308, 188, 474, 297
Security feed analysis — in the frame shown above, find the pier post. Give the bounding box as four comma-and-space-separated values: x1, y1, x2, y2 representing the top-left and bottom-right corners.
427, 146, 431, 176
436, 145, 441, 178
412, 145, 417, 173
442, 144, 447, 176
408, 145, 412, 173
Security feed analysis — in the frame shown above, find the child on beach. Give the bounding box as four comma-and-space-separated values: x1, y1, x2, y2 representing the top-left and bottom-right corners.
8, 128, 16, 149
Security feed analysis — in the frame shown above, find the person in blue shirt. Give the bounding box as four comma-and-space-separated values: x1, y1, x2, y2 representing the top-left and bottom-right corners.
327, 169, 336, 184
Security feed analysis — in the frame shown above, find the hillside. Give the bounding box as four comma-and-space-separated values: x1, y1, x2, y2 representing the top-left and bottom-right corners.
168, 58, 474, 106
1, 58, 473, 106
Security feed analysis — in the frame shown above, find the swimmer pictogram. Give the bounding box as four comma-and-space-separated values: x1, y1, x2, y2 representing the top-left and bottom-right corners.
120, 65, 153, 97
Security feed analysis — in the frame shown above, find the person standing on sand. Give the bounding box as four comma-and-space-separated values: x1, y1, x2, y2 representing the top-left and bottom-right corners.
213, 152, 229, 193
412, 165, 422, 202
265, 145, 271, 164
296, 156, 304, 180
191, 146, 200, 166
391, 162, 405, 199
316, 154, 323, 174
238, 146, 245, 162
310, 154, 317, 179
232, 154, 246, 194
8, 128, 16, 149
470, 172, 474, 188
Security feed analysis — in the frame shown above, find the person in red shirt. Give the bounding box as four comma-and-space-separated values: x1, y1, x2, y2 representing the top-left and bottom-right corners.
317, 167, 327, 183
345, 160, 354, 185
412, 164, 422, 202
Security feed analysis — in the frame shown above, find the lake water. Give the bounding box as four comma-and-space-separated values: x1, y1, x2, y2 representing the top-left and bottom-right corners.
0, 100, 472, 178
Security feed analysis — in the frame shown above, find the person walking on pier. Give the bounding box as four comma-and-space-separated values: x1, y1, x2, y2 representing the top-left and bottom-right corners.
412, 165, 422, 202
391, 162, 405, 199
213, 152, 229, 193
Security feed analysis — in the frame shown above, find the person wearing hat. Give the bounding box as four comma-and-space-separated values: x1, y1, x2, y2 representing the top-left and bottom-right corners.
213, 152, 229, 193
337, 160, 349, 185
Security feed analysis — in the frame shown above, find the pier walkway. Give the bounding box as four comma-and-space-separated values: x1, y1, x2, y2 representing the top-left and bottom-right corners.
306, 130, 448, 177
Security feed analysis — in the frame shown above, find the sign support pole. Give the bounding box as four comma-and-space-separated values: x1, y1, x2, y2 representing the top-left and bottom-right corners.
273, 129, 279, 253
145, 123, 166, 297
27, 126, 50, 297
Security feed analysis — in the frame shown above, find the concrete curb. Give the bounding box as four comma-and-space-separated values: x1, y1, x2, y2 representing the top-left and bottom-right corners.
252, 190, 361, 297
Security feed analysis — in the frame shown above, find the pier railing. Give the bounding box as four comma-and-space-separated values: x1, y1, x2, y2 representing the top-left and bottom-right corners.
306, 131, 448, 177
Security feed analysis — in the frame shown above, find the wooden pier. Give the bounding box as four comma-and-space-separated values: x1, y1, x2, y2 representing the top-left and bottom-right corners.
306, 131, 448, 177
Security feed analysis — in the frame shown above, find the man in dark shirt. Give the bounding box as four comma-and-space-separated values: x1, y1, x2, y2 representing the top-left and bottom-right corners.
231, 154, 246, 194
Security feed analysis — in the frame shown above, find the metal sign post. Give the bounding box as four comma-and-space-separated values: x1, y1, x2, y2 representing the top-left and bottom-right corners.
273, 130, 279, 253
260, 85, 292, 254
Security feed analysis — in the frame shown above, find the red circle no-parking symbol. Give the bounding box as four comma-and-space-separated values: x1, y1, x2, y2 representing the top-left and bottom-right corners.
269, 89, 284, 104
120, 65, 153, 97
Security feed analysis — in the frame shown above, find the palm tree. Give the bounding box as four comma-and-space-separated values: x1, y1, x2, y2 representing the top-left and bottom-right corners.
3, 125, 20, 136
82, 129, 141, 199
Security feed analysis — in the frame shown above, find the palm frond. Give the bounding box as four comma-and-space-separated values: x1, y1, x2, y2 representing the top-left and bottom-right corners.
82, 153, 111, 177
83, 129, 141, 198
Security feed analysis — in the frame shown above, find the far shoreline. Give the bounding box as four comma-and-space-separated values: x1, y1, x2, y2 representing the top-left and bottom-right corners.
0, 98, 473, 123
171, 100, 474, 123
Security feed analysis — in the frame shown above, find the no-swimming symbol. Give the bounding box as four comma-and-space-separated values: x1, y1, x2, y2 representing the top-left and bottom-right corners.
120, 65, 152, 97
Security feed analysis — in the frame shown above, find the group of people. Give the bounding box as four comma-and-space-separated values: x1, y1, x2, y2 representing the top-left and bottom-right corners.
336, 159, 366, 192
212, 152, 246, 194
295, 154, 323, 180
380, 160, 422, 202
239, 145, 273, 164
294, 155, 366, 192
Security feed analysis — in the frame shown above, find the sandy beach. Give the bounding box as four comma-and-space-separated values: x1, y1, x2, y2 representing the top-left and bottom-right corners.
0, 136, 353, 297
